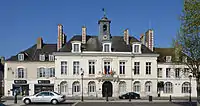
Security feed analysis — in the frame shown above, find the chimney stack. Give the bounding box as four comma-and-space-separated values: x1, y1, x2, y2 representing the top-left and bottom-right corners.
57, 24, 63, 51
145, 29, 154, 51
82, 26, 86, 44
62, 33, 66, 45
123, 29, 129, 45
37, 37, 43, 49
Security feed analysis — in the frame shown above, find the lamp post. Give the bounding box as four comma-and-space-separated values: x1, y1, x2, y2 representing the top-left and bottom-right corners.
189, 75, 192, 102
81, 68, 84, 102
57, 84, 60, 94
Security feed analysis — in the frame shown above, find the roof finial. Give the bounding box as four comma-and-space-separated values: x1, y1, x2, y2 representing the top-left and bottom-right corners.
102, 8, 106, 17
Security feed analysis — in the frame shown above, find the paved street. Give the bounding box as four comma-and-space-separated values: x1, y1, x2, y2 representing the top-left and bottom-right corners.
75, 102, 196, 106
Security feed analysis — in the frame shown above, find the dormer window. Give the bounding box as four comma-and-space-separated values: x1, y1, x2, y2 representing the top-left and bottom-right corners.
18, 54, 24, 61
39, 54, 45, 61
166, 56, 172, 62
103, 43, 111, 52
132, 43, 141, 54
49, 55, 54, 61
71, 41, 81, 53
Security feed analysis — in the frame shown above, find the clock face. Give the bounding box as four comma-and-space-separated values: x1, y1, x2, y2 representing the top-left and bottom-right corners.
103, 24, 107, 31
103, 35, 107, 40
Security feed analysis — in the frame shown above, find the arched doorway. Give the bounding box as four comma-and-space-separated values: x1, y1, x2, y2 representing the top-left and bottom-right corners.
102, 81, 112, 97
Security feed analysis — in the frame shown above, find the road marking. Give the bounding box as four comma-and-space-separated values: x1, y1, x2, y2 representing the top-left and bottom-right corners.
72, 101, 80, 106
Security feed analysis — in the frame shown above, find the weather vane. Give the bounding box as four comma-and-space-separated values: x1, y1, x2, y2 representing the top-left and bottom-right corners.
102, 8, 106, 17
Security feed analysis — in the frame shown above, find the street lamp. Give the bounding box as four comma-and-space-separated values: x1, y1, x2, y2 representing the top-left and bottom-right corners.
57, 84, 60, 94
189, 75, 192, 102
81, 68, 84, 102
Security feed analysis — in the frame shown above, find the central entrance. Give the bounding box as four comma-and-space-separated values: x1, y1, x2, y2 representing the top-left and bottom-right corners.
102, 81, 113, 97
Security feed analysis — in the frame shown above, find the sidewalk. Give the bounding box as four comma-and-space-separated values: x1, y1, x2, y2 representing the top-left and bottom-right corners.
2, 99, 197, 106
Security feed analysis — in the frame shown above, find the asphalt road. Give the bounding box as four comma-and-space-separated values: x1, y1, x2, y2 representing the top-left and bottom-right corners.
19, 102, 74, 106
75, 102, 196, 106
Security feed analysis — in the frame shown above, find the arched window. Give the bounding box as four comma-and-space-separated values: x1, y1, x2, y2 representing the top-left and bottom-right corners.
164, 82, 173, 93
133, 81, 140, 92
182, 82, 191, 93
17, 68, 24, 78
88, 81, 96, 93
72, 81, 80, 94
119, 81, 126, 94
145, 81, 152, 93
60, 81, 68, 94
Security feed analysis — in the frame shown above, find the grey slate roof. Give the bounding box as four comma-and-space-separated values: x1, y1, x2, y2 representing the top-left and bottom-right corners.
7, 35, 155, 61
60, 35, 154, 53
7, 44, 57, 61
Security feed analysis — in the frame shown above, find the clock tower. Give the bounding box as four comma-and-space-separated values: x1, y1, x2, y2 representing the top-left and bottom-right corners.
98, 10, 111, 42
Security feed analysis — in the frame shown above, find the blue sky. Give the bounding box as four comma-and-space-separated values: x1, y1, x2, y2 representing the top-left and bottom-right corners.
0, 0, 183, 59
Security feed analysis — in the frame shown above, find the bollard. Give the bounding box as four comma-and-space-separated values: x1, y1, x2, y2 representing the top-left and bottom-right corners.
149, 96, 152, 102
14, 93, 17, 104
129, 93, 131, 102
169, 95, 172, 102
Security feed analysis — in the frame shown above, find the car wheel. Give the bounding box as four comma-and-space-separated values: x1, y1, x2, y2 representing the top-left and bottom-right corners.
123, 96, 126, 99
51, 99, 58, 105
24, 98, 31, 104
135, 96, 138, 99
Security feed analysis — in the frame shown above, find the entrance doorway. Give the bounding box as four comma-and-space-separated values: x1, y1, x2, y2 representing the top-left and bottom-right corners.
102, 81, 112, 97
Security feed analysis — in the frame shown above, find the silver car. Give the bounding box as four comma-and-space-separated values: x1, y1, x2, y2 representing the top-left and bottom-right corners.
22, 91, 65, 105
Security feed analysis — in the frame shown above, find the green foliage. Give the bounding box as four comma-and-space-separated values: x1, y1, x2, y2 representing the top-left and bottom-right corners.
175, 0, 200, 77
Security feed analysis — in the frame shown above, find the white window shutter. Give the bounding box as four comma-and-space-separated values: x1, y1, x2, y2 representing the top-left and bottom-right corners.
37, 68, 40, 78
25, 68, 27, 78
46, 68, 50, 78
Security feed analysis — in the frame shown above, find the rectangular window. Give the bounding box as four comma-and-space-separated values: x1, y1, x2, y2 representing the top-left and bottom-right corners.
49, 68, 55, 77
18, 54, 24, 61
104, 61, 110, 74
49, 55, 54, 61
184, 68, 189, 78
166, 68, 171, 78
146, 62, 151, 75
61, 61, 67, 75
89, 61, 95, 74
157, 68, 162, 78
134, 45, 139, 53
17, 68, 24, 78
73, 44, 79, 52
73, 61, 80, 75
134, 62, 140, 75
119, 61, 125, 74
39, 54, 45, 61
175, 68, 180, 78
104, 44, 110, 52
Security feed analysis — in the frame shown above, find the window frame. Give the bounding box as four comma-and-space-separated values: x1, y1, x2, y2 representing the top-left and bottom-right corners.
104, 61, 111, 74
39, 54, 45, 61
119, 61, 125, 75
89, 61, 95, 75
166, 68, 171, 78
146, 62, 151, 75
134, 62, 140, 75
18, 54, 24, 61
61, 61, 67, 75
73, 61, 80, 75
157, 68, 162, 78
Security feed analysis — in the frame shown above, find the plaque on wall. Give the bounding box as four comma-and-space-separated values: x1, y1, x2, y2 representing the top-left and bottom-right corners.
38, 80, 50, 84
14, 80, 27, 84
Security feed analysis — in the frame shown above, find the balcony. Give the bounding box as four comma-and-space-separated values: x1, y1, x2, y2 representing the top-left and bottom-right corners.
96, 71, 119, 82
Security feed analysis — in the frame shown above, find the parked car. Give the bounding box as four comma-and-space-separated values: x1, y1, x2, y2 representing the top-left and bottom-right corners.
119, 92, 140, 99
22, 91, 65, 105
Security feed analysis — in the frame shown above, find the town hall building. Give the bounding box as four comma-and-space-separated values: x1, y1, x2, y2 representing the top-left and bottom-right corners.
3, 14, 197, 98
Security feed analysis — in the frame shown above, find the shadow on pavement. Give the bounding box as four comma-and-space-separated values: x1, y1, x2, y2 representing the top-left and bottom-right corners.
172, 102, 196, 106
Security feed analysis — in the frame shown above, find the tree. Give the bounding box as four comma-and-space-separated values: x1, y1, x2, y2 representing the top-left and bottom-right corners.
175, 0, 200, 105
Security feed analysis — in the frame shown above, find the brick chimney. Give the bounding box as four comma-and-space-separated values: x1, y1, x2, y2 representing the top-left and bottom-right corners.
123, 29, 129, 45
82, 26, 86, 44
37, 37, 43, 49
145, 29, 154, 51
57, 24, 63, 51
